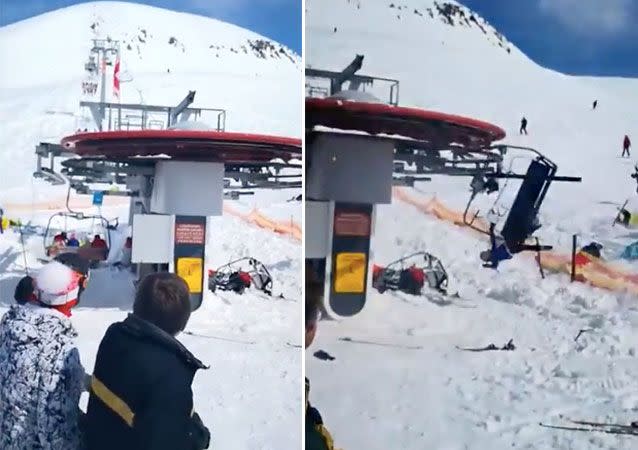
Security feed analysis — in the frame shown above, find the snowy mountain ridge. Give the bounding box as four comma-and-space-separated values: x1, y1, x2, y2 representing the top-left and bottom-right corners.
387, 0, 511, 54
0, 1, 300, 89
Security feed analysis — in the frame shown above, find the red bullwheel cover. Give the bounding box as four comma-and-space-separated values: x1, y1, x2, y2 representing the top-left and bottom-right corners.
60, 130, 301, 163
306, 98, 506, 149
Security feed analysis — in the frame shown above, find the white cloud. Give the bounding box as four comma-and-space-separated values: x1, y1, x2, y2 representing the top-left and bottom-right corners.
538, 0, 635, 36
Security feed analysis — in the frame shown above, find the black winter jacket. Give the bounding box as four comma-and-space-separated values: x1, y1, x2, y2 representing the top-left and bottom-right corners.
84, 314, 210, 450
306, 378, 334, 450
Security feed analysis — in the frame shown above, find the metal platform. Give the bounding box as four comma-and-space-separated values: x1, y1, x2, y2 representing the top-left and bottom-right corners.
61, 130, 301, 162
307, 97, 505, 147
305, 55, 400, 105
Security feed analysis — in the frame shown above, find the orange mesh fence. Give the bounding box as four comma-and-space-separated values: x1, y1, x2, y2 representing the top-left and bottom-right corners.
392, 187, 491, 233
393, 187, 638, 294
223, 204, 301, 242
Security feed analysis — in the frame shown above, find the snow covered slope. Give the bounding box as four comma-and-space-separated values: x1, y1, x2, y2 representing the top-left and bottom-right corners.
0, 1, 301, 191
307, 1, 638, 449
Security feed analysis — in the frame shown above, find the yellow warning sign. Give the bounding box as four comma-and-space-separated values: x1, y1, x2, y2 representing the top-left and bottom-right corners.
176, 257, 203, 294
334, 252, 367, 293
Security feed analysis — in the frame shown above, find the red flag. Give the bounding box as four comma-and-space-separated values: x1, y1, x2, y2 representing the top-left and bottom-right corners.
113, 57, 120, 99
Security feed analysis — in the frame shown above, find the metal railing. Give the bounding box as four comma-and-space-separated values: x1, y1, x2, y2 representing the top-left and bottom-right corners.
79, 101, 227, 132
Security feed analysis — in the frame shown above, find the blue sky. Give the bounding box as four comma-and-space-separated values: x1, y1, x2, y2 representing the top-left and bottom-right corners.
461, 0, 638, 77
0, 0, 302, 54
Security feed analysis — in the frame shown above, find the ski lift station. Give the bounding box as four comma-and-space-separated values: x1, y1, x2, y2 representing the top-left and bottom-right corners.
306, 55, 581, 318
33, 39, 301, 310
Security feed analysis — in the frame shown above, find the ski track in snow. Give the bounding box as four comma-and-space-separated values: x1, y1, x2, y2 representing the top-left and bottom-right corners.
307, 1, 638, 449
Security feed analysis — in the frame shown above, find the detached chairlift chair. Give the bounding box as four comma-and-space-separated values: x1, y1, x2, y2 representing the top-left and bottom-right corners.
473, 152, 580, 270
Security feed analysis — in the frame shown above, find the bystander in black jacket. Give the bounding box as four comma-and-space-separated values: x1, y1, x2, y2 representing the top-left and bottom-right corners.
83, 313, 210, 450
306, 378, 335, 450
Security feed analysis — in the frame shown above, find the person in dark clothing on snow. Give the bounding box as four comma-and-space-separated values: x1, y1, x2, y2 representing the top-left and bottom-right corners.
580, 242, 603, 259
84, 272, 210, 450
305, 260, 336, 450
479, 222, 547, 269
480, 241, 513, 268
592, 100, 597, 110
623, 135, 631, 158
520, 117, 528, 135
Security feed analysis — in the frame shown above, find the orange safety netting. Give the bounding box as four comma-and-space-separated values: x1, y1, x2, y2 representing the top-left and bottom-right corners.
4, 197, 300, 241
223, 204, 301, 242
393, 187, 638, 295
392, 187, 491, 234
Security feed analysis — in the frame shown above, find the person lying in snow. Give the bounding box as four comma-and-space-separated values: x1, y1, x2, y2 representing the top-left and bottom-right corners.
0, 254, 91, 450
579, 242, 603, 259
305, 260, 337, 450
84, 272, 210, 450
480, 239, 513, 268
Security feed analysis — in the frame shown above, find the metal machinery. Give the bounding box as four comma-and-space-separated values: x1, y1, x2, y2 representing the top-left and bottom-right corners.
306, 56, 581, 318
33, 92, 293, 202
306, 54, 400, 105
32, 39, 302, 311
36, 128, 300, 311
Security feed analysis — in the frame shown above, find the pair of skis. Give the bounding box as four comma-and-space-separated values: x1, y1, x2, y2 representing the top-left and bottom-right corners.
540, 418, 638, 436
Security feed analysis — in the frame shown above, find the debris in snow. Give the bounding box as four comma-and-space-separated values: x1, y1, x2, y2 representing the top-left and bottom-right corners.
339, 336, 423, 350
313, 350, 336, 361
183, 330, 256, 345
456, 339, 516, 352
574, 328, 594, 342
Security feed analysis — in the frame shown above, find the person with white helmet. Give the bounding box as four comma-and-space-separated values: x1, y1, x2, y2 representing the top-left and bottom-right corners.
0, 254, 91, 449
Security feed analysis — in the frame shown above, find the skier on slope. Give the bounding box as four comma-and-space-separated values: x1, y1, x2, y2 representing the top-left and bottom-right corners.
84, 272, 211, 450
623, 135, 631, 158
0, 254, 91, 450
592, 100, 598, 110
305, 260, 337, 450
519, 116, 528, 135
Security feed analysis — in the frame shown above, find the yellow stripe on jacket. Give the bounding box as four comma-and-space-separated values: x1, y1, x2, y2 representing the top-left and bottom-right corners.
90, 376, 135, 427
